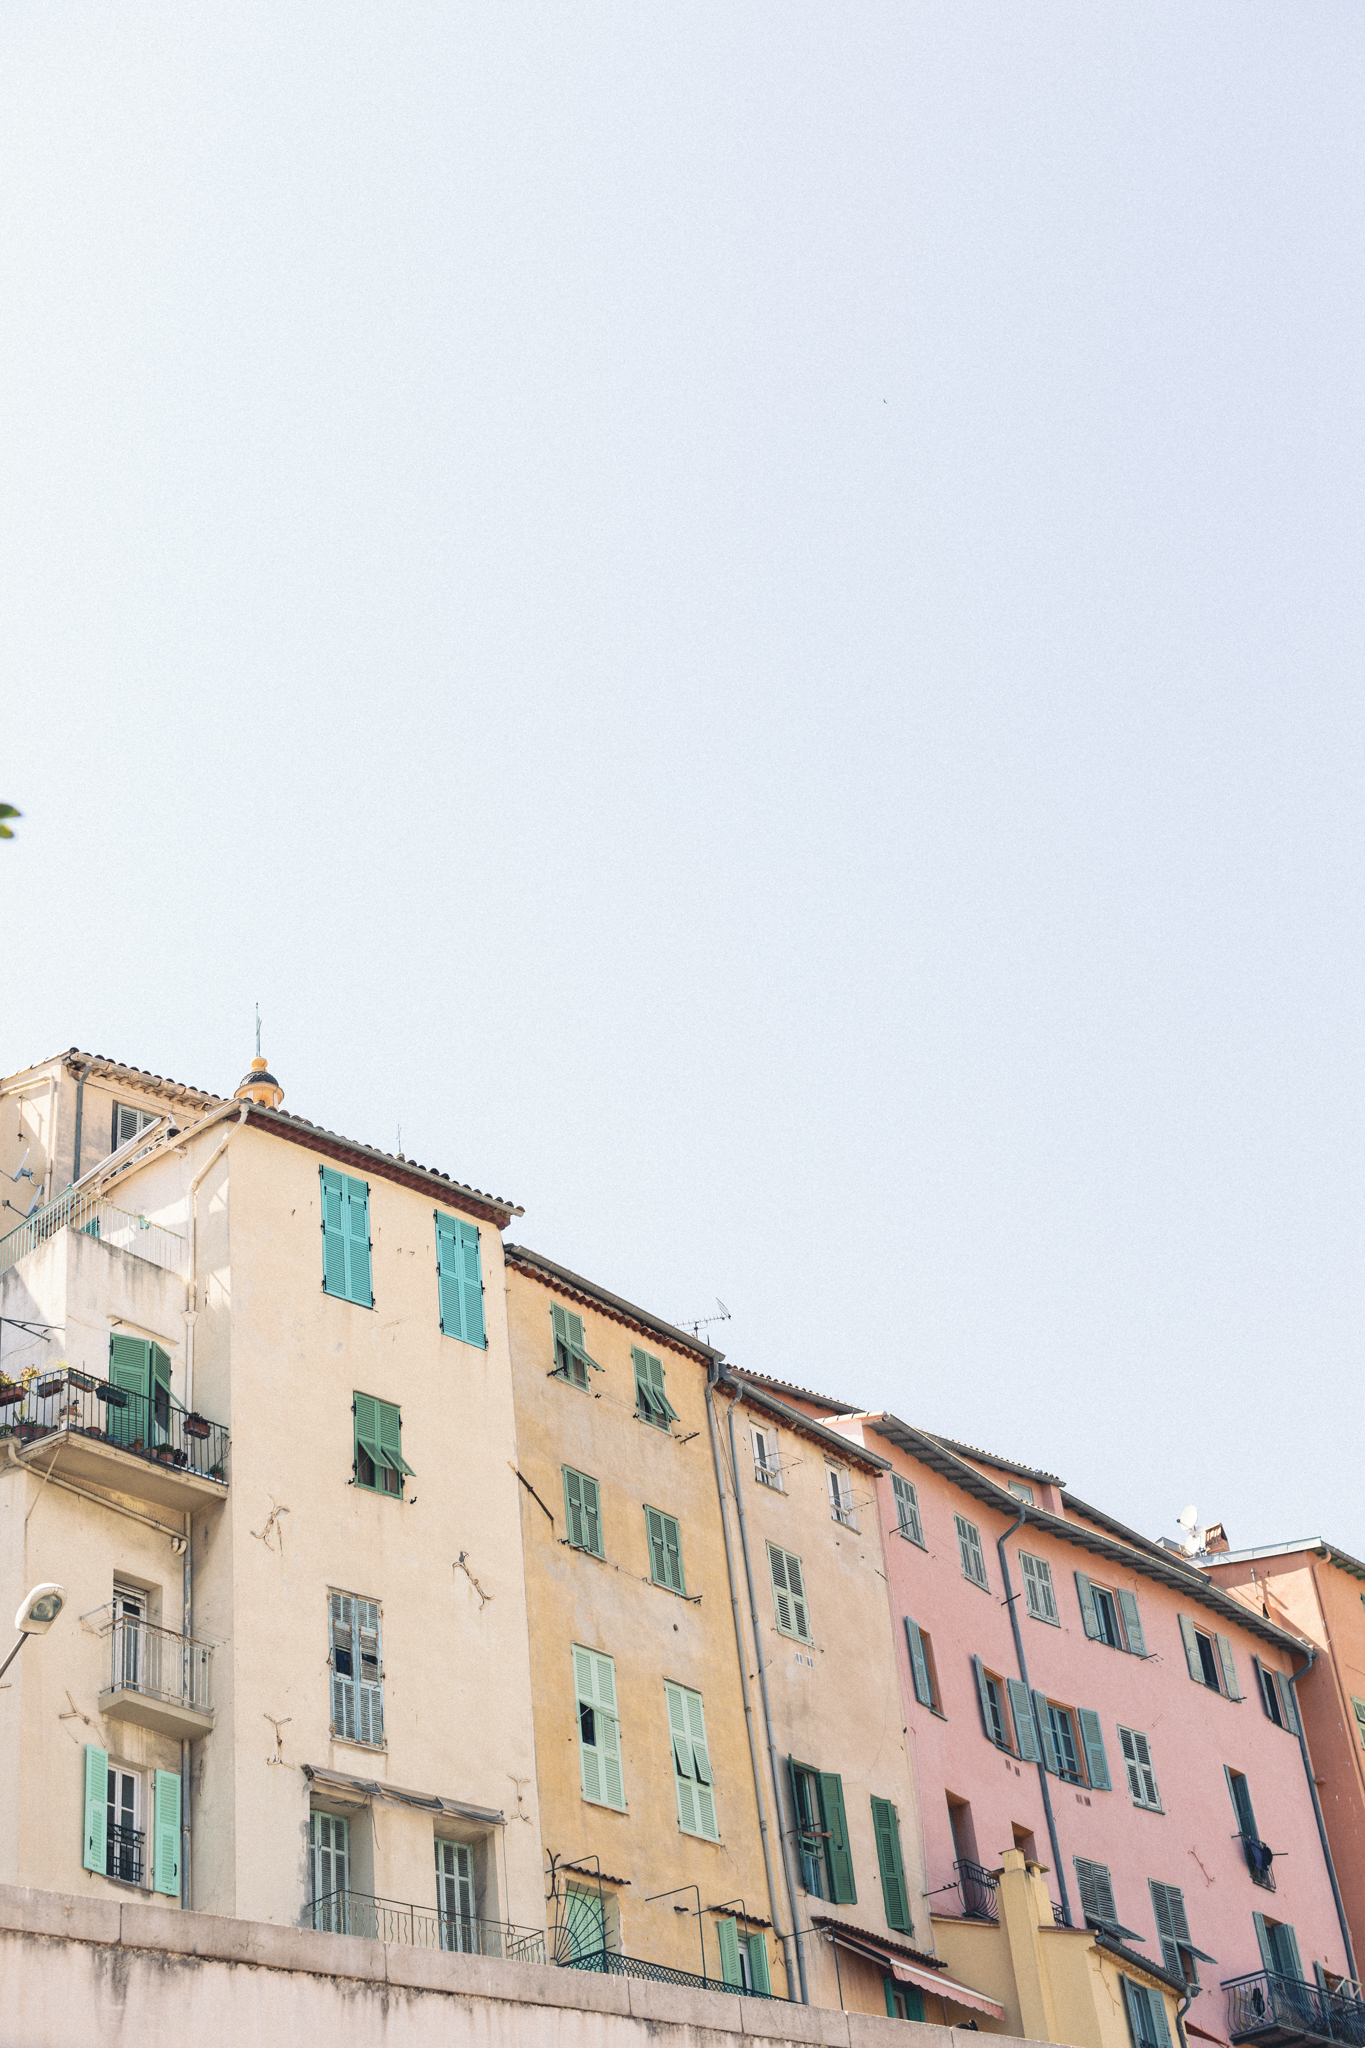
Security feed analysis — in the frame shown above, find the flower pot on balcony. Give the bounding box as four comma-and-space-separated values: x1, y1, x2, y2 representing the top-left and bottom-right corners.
184, 1414, 212, 1440
12, 1420, 40, 1443
66, 1370, 96, 1393
208, 1464, 225, 1482
0, 1381, 26, 1408
36, 1374, 67, 1399
96, 1384, 129, 1408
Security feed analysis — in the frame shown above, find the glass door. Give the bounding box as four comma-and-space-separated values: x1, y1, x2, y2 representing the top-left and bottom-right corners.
436, 1839, 476, 1952
310, 1812, 350, 1930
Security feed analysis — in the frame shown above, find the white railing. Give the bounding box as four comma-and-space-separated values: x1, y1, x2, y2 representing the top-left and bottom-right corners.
0, 1189, 186, 1278
107, 1615, 212, 1715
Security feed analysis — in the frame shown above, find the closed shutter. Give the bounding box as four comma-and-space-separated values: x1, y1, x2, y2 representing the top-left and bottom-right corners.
717, 1916, 742, 1986
667, 1681, 699, 1835
345, 1177, 372, 1306
1280, 1672, 1301, 1736
377, 1401, 413, 1481
666, 1684, 717, 1839
1275, 1924, 1304, 1981
320, 1167, 348, 1296
1150, 1882, 1191, 1978
1033, 1689, 1061, 1774
1021, 1554, 1057, 1622
312, 1811, 350, 1901
820, 1773, 856, 1904
436, 1212, 485, 1345
353, 1393, 381, 1482
1117, 1590, 1147, 1657
1226, 1767, 1258, 1838
1075, 1572, 1102, 1639
632, 1348, 678, 1427
1007, 1678, 1041, 1762
329, 1592, 356, 1740
955, 1515, 987, 1586
1074, 1857, 1118, 1925
1077, 1709, 1111, 1790
83, 1745, 108, 1872
871, 1796, 912, 1933
457, 1220, 485, 1346
1119, 1727, 1160, 1808
1178, 1615, 1205, 1683
575, 1648, 624, 1810
355, 1600, 384, 1745
748, 1933, 772, 1995
152, 1769, 180, 1896
564, 1469, 601, 1554
770, 1546, 809, 1639
646, 1509, 684, 1593
1215, 1634, 1241, 1699
904, 1618, 933, 1708
892, 1474, 923, 1544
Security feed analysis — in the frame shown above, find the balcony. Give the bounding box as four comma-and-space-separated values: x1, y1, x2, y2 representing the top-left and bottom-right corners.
955, 1859, 1001, 1922
1226, 1973, 1365, 2048
99, 1614, 213, 1739
0, 1190, 185, 1280
0, 1372, 228, 1510
309, 1891, 545, 1963
108, 1822, 145, 1887
563, 1949, 778, 2000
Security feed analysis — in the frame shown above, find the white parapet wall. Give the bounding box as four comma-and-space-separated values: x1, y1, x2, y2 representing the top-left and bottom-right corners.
0, 1883, 1055, 2048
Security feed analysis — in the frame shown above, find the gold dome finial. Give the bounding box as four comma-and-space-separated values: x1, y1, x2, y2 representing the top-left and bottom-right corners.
235, 1005, 284, 1107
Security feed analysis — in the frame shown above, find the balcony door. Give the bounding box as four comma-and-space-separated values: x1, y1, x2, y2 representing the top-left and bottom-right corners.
113, 1585, 145, 1692
108, 1335, 172, 1449
436, 1839, 476, 1951
310, 1812, 350, 1929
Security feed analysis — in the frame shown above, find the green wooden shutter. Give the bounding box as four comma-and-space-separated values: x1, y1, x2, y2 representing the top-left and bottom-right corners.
1033, 1689, 1061, 1774
581, 1474, 602, 1555
150, 1343, 172, 1440
1007, 1678, 1041, 1762
661, 1514, 684, 1593
1280, 1672, 1301, 1736
1074, 1857, 1117, 1925
153, 1768, 180, 1896
748, 1933, 771, 1995
353, 1393, 380, 1482
1075, 1572, 1101, 1639
682, 1687, 716, 1838
435, 1213, 462, 1338
574, 1649, 623, 1809
892, 1474, 923, 1544
377, 1401, 413, 1479
1077, 1709, 1111, 1790
1149, 1882, 1189, 1977
646, 1508, 667, 1583
593, 1653, 624, 1808
355, 1599, 384, 1745
1276, 1924, 1303, 1980
1117, 1589, 1147, 1656
1215, 1634, 1241, 1699
320, 1167, 348, 1296
1254, 1913, 1275, 1973
820, 1773, 856, 1904
904, 1618, 933, 1707
1226, 1767, 1258, 1839
871, 1796, 911, 1933
564, 1468, 585, 1548
666, 1682, 700, 1834
83, 1745, 108, 1872
329, 1591, 356, 1739
1178, 1615, 1205, 1683
717, 1916, 742, 1986
108, 1333, 150, 1446
973, 1655, 997, 1741
345, 1177, 372, 1306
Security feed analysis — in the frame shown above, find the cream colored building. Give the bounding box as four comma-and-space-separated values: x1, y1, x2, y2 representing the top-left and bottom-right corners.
0, 1048, 547, 1951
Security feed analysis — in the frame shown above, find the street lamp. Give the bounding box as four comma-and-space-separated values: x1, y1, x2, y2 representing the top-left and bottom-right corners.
0, 1583, 66, 1682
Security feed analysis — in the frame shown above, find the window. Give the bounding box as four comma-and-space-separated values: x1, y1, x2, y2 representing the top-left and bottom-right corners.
1120, 1727, 1162, 1810
311, 1812, 349, 1920
113, 1104, 158, 1150
82, 1746, 177, 1895
563, 1468, 603, 1556
107, 1766, 143, 1885
1074, 1857, 1120, 1929
574, 1646, 625, 1809
1122, 1978, 1172, 2048
717, 1919, 771, 1995
108, 1333, 172, 1446
645, 1507, 685, 1594
904, 1618, 940, 1711
329, 1591, 383, 1746
789, 1763, 855, 1903
1020, 1553, 1058, 1624
1178, 1614, 1241, 1698
1046, 1704, 1083, 1783
112, 1584, 145, 1693
1076, 1574, 1147, 1655
972, 1656, 1011, 1749
1352, 1697, 1365, 1752
827, 1465, 856, 1528
871, 1796, 913, 1933
752, 1427, 783, 1489
1227, 1768, 1258, 1840
665, 1682, 717, 1840
955, 1514, 989, 1589
1007, 1481, 1035, 1504
885, 1981, 926, 2022
436, 1839, 476, 1950
1255, 1914, 1305, 1983
1226, 1768, 1275, 1885
633, 1347, 679, 1431
768, 1544, 811, 1641
1150, 1881, 1209, 1984
562, 1884, 607, 1961
435, 1212, 485, 1348
352, 1393, 413, 1497
1253, 1657, 1301, 1735
891, 1474, 923, 1545
551, 1304, 601, 1388
320, 1166, 373, 1308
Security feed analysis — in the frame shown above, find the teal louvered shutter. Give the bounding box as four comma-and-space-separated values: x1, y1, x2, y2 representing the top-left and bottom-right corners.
1075, 1572, 1101, 1639
667, 1681, 700, 1834
581, 1474, 602, 1555
1276, 1924, 1303, 1980
435, 1213, 461, 1337
1077, 1709, 1111, 1790
892, 1474, 923, 1544
457, 1220, 484, 1346
748, 1933, 771, 1995
355, 1599, 383, 1745
1226, 1767, 1258, 1838
659, 1513, 684, 1592
1280, 1671, 1301, 1736
1033, 1690, 1061, 1773
904, 1618, 933, 1707
564, 1468, 586, 1548
973, 1655, 1002, 1744
820, 1773, 856, 1903
646, 1507, 667, 1584
681, 1687, 716, 1838
575, 1648, 624, 1809
329, 1591, 356, 1739
345, 1177, 372, 1305
83, 1745, 108, 1872
153, 1768, 180, 1896
321, 1167, 348, 1296
1215, 1634, 1241, 1699
1179, 1615, 1205, 1683
871, 1797, 912, 1933
377, 1401, 413, 1480
108, 1333, 149, 1446
633, 1347, 678, 1427
1150, 1986, 1173, 2047
717, 1916, 742, 1986
1254, 1912, 1275, 1973
1075, 1857, 1117, 1925
353, 1393, 380, 1482
1007, 1678, 1041, 1762
1117, 1589, 1147, 1656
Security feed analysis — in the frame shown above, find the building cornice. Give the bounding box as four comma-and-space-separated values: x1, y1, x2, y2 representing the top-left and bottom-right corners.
503, 1245, 723, 1365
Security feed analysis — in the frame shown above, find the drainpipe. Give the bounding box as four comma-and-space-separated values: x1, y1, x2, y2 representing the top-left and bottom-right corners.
704, 1368, 797, 2003
996, 1508, 1073, 1930
720, 1376, 810, 2004
184, 1102, 248, 1414
1287, 1646, 1357, 1980
70, 1058, 94, 1185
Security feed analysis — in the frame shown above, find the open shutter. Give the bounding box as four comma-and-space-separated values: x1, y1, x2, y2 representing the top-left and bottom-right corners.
684, 1689, 716, 1838
83, 1745, 108, 1872
353, 1393, 380, 1480
1117, 1590, 1147, 1657
1077, 1709, 1111, 1790
770, 1546, 792, 1632
871, 1797, 911, 1933
1151, 1883, 1179, 1975
1179, 1615, 1205, 1683
320, 1167, 348, 1296
820, 1773, 856, 1903
150, 1343, 172, 1438
153, 1768, 180, 1896
904, 1618, 933, 1708
666, 1683, 699, 1834
1075, 1859, 1100, 1923
1254, 1913, 1275, 1974
1033, 1690, 1061, 1774
892, 1475, 923, 1543
785, 1551, 809, 1638
355, 1600, 384, 1745
330, 1592, 356, 1740
717, 1916, 742, 1987
973, 1656, 997, 1741
564, 1468, 585, 1547
377, 1402, 413, 1479
575, 1648, 603, 1803
1147, 1985, 1173, 2048
1008, 1678, 1041, 1763
594, 1654, 624, 1808
1215, 1634, 1241, 1700
1277, 1924, 1303, 1981
1280, 1672, 1301, 1736
1075, 1573, 1101, 1639
748, 1934, 771, 1995
646, 1508, 668, 1584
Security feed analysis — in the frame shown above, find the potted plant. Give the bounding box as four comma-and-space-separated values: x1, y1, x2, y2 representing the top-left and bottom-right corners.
184, 1413, 212, 1440
67, 1369, 96, 1393
36, 1372, 66, 1399
208, 1462, 226, 1483
0, 1379, 25, 1408
96, 1383, 129, 1408
13, 1420, 40, 1444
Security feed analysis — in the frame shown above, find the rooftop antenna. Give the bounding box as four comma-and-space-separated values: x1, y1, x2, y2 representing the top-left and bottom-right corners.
255, 1003, 262, 1058
677, 1298, 732, 1338
1176, 1504, 1206, 1557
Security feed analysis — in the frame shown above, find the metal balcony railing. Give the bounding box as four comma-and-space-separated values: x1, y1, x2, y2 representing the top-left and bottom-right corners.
0, 1373, 228, 1484
107, 1614, 212, 1715
0, 1189, 186, 1278
108, 1822, 145, 1887
1239, 1835, 1277, 1891
564, 1947, 778, 1999
309, 1891, 544, 1963
954, 1859, 1000, 1921
1226, 1972, 1365, 2047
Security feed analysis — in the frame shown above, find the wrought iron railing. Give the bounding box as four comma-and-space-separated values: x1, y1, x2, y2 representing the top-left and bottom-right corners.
1226, 1971, 1365, 2046
955, 1859, 1000, 1922
0, 1373, 228, 1484
108, 1822, 144, 1886
1053, 1902, 1068, 1927
106, 1614, 212, 1715
1239, 1835, 1277, 1891
564, 1947, 777, 1999
309, 1890, 544, 1962
0, 1189, 186, 1278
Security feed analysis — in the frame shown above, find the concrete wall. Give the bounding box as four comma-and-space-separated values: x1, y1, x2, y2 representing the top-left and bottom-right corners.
0, 1882, 1052, 2048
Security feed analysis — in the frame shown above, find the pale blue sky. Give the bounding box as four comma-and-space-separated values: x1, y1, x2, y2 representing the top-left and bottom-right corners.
4, 6, 1363, 1551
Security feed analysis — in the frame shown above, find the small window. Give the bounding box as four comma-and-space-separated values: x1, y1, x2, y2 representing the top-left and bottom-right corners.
769, 1544, 811, 1641
827, 1466, 856, 1528
645, 1506, 685, 1593
1073, 1856, 1120, 1929
353, 1393, 413, 1497
1007, 1480, 1035, 1503
574, 1645, 625, 1810
551, 1304, 601, 1387
1119, 1727, 1162, 1811
753, 1426, 783, 1489
1178, 1614, 1241, 1698
633, 1347, 679, 1431
1254, 1657, 1300, 1735
320, 1166, 373, 1308
1077, 1575, 1148, 1656
1122, 1977, 1172, 2048
891, 1474, 923, 1545
955, 1514, 989, 1589
563, 1468, 604, 1556
1047, 1704, 1084, 1784
789, 1763, 855, 1904
972, 1657, 1011, 1749
1020, 1553, 1058, 1624
106, 1766, 144, 1886
904, 1618, 940, 1711
113, 1104, 158, 1151
666, 1682, 717, 1840
329, 1591, 384, 1747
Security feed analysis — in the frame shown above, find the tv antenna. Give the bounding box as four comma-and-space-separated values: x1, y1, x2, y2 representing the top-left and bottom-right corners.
678, 1298, 731, 1338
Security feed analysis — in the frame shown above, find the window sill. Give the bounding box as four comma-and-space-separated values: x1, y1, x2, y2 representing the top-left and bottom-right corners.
961, 1574, 992, 1592
634, 1414, 673, 1435
329, 1734, 387, 1754
581, 1794, 628, 1814
322, 1288, 375, 1311
1028, 1612, 1061, 1627
562, 1540, 607, 1562
678, 1825, 723, 1845
894, 1530, 926, 1549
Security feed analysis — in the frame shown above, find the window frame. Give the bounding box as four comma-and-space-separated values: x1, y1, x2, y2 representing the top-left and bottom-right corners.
768, 1542, 812, 1642
752, 1426, 783, 1490
891, 1473, 924, 1546
955, 1513, 990, 1589
1020, 1551, 1059, 1625
329, 1589, 384, 1749
1178, 1613, 1241, 1699
113, 1103, 158, 1152
352, 1391, 413, 1498
644, 1505, 686, 1594
1118, 1726, 1162, 1811
826, 1464, 856, 1529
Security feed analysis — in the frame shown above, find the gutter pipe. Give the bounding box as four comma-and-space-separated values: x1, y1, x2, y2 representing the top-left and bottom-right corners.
996, 1507, 1073, 1930
703, 1367, 796, 2003
719, 1374, 810, 2004
1287, 1646, 1358, 1980
70, 1058, 94, 1185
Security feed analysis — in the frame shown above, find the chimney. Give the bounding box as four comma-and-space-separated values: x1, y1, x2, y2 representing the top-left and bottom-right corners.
1202, 1522, 1230, 1555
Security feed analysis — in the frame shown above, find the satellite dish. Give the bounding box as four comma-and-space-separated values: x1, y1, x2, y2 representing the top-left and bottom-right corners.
1177, 1506, 1199, 1531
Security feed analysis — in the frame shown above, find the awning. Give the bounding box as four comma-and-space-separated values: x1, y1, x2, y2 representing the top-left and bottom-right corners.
303, 1765, 504, 1826
828, 1930, 1006, 2020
